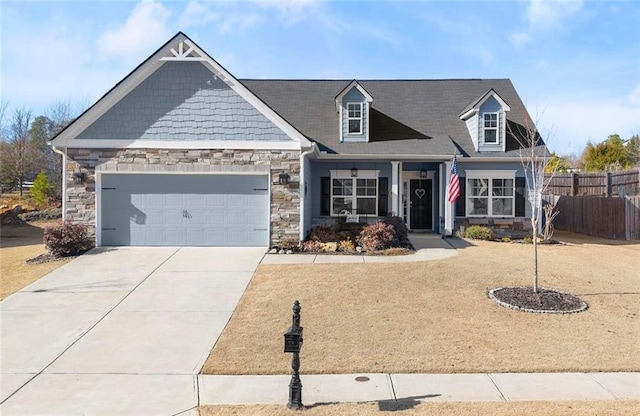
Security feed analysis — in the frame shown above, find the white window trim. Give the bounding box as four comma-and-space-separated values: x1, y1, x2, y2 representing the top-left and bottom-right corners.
465, 170, 516, 217
482, 112, 499, 145
346, 102, 363, 135
329, 169, 379, 216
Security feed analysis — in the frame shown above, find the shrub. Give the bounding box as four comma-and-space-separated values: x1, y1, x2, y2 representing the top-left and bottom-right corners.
384, 215, 410, 247
307, 225, 338, 243
30, 172, 53, 208
338, 239, 355, 252
501, 237, 512, 243
43, 221, 94, 257
357, 221, 395, 252
523, 236, 533, 244
463, 225, 496, 241
302, 240, 324, 252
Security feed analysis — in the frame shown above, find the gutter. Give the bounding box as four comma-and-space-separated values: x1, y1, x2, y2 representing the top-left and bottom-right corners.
50, 144, 67, 220
315, 153, 455, 161
299, 143, 318, 242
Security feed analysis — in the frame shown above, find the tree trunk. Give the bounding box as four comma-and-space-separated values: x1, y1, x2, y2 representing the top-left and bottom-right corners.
532, 216, 538, 293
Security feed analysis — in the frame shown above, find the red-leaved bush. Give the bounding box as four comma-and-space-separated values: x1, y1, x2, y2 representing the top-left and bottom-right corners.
43, 222, 94, 257
357, 221, 395, 252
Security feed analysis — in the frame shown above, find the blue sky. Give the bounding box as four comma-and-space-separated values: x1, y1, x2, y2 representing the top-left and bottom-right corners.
1, 0, 639, 154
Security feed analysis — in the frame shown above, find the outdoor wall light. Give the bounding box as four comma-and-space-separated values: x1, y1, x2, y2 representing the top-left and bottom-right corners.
350, 167, 358, 177
73, 171, 85, 184
279, 172, 291, 185
420, 169, 427, 179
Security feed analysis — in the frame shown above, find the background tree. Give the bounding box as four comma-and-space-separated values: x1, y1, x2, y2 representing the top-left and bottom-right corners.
0, 108, 38, 196
580, 134, 634, 171
626, 134, 639, 166
30, 172, 53, 208
545, 152, 571, 173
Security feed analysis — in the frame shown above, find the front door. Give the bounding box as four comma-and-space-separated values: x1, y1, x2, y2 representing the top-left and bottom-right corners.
409, 179, 433, 230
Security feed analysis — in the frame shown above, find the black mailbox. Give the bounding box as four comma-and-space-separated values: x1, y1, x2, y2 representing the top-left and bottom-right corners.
284, 327, 303, 353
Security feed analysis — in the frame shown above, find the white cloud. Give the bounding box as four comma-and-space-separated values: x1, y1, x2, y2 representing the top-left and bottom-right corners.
509, 0, 583, 49
527, 0, 584, 29
253, 0, 318, 25
97, 0, 171, 62
178, 1, 219, 28
177, 0, 317, 34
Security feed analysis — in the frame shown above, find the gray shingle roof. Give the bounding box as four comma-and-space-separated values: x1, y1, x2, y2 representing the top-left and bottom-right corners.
241, 79, 536, 158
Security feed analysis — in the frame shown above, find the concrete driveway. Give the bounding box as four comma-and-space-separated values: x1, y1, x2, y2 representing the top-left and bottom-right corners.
0, 246, 266, 415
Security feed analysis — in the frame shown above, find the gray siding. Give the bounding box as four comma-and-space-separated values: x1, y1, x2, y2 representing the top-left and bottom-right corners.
310, 161, 392, 218
465, 114, 478, 150
478, 96, 504, 152
78, 62, 291, 142
341, 88, 368, 142
458, 161, 531, 218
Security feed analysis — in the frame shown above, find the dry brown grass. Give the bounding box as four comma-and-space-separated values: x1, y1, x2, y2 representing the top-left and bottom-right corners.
0, 221, 71, 300
199, 400, 640, 416
202, 231, 640, 375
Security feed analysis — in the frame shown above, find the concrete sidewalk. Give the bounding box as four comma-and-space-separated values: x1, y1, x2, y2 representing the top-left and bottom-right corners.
261, 233, 458, 264
199, 372, 640, 406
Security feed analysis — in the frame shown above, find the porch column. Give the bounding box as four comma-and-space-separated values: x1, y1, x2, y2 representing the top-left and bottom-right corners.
391, 161, 401, 216
443, 161, 454, 236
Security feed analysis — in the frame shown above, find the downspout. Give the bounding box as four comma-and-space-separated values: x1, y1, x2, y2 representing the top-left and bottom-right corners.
299, 143, 318, 243
51, 145, 67, 220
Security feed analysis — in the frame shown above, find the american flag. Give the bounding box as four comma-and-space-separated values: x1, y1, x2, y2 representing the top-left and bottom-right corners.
447, 154, 460, 203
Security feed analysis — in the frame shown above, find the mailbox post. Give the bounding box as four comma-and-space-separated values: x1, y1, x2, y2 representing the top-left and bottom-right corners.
283, 300, 303, 409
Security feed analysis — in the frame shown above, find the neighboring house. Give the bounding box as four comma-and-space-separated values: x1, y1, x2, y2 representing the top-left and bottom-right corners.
51, 32, 541, 247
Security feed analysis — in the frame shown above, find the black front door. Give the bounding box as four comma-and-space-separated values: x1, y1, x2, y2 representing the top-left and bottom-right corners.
409, 179, 433, 230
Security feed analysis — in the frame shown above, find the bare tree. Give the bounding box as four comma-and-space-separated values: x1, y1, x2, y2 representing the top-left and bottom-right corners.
508, 112, 558, 293
0, 108, 37, 197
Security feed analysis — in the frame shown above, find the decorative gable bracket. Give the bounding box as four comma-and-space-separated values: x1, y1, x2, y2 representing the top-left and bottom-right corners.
160, 41, 206, 61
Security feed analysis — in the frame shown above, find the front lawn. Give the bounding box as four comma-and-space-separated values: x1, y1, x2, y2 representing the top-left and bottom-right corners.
199, 400, 640, 416
202, 231, 640, 375
0, 221, 71, 300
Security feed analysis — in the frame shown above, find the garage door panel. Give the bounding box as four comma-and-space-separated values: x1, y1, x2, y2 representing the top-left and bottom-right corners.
101, 174, 269, 246
163, 211, 184, 225
227, 194, 247, 207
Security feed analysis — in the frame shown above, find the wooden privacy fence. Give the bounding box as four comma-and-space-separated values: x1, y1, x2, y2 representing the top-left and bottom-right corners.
545, 169, 639, 196
547, 195, 640, 240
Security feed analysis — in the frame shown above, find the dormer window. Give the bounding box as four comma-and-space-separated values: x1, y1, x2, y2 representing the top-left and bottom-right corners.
347, 103, 362, 134
483, 113, 498, 144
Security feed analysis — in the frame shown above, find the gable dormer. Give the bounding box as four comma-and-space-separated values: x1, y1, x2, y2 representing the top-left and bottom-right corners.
335, 80, 373, 143
459, 89, 511, 152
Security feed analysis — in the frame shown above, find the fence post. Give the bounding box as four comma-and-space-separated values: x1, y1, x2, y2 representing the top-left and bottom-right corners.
571, 173, 577, 196
606, 172, 612, 197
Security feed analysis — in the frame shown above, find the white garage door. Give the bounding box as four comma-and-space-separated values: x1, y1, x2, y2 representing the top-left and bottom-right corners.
100, 174, 269, 246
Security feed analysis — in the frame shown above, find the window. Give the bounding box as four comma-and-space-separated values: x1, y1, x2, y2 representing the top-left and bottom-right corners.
483, 112, 498, 144
330, 170, 378, 215
347, 103, 362, 134
467, 176, 514, 217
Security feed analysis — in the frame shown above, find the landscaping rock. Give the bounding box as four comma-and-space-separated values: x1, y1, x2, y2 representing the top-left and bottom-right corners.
18, 208, 62, 222
322, 242, 338, 252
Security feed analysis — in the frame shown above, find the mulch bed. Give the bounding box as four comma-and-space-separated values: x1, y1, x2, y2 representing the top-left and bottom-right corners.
25, 253, 77, 265
488, 287, 588, 314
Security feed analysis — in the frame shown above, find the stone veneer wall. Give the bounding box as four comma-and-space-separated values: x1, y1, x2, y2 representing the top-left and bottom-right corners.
65, 148, 301, 247
454, 217, 532, 238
